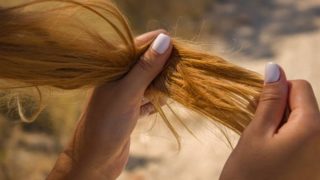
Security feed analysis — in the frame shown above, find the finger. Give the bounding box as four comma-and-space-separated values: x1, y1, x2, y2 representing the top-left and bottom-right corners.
288, 80, 319, 115
135, 29, 167, 46
141, 97, 151, 106
140, 97, 168, 116
140, 103, 155, 117
274, 80, 320, 143
249, 62, 289, 136
141, 96, 167, 106
121, 33, 172, 97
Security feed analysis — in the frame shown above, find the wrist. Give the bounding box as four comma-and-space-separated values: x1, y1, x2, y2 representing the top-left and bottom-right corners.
48, 152, 116, 180
48, 144, 128, 180
47, 152, 74, 180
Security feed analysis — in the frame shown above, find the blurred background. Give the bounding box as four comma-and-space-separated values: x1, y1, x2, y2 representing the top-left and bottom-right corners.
0, 0, 319, 179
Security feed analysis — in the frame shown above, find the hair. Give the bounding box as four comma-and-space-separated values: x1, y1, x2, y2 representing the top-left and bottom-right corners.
0, 0, 263, 145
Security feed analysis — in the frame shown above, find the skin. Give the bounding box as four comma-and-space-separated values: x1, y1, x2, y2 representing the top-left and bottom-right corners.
220, 68, 320, 180
48, 30, 320, 179
47, 29, 172, 180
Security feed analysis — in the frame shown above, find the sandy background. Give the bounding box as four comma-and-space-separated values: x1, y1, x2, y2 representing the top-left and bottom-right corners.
0, 0, 319, 179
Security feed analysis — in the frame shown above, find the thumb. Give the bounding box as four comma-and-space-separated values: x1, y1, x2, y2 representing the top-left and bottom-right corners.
249, 62, 289, 136
121, 33, 172, 96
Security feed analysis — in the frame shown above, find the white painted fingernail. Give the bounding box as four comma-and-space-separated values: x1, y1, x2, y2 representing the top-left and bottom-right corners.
265, 62, 281, 83
151, 33, 171, 54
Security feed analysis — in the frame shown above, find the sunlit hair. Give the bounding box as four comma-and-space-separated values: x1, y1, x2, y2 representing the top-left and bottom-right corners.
0, 0, 263, 145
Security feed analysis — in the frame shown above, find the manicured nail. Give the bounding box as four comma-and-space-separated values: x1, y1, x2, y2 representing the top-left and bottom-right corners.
151, 33, 171, 54
265, 62, 281, 83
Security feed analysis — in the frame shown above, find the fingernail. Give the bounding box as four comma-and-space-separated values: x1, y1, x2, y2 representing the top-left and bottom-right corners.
151, 33, 171, 54
265, 62, 281, 83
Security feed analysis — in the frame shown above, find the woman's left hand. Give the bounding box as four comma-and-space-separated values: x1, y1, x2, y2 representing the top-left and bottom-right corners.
47, 29, 172, 180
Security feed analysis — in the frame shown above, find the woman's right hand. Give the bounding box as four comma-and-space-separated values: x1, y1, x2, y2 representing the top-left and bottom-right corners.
220, 63, 320, 180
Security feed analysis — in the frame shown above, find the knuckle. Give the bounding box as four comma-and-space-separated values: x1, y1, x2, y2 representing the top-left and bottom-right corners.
259, 82, 288, 103
259, 89, 283, 103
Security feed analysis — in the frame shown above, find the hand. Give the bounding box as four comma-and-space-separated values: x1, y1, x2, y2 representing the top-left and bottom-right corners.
220, 63, 320, 180
47, 29, 172, 180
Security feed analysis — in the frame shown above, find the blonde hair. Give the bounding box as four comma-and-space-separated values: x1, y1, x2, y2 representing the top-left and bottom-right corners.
0, 0, 263, 143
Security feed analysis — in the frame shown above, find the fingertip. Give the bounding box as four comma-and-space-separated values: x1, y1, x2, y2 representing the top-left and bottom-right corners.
250, 63, 289, 135
151, 33, 172, 55
264, 62, 280, 83
263, 63, 288, 95
264, 62, 287, 84
288, 79, 319, 113
278, 65, 287, 83
120, 33, 172, 96
141, 33, 172, 70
